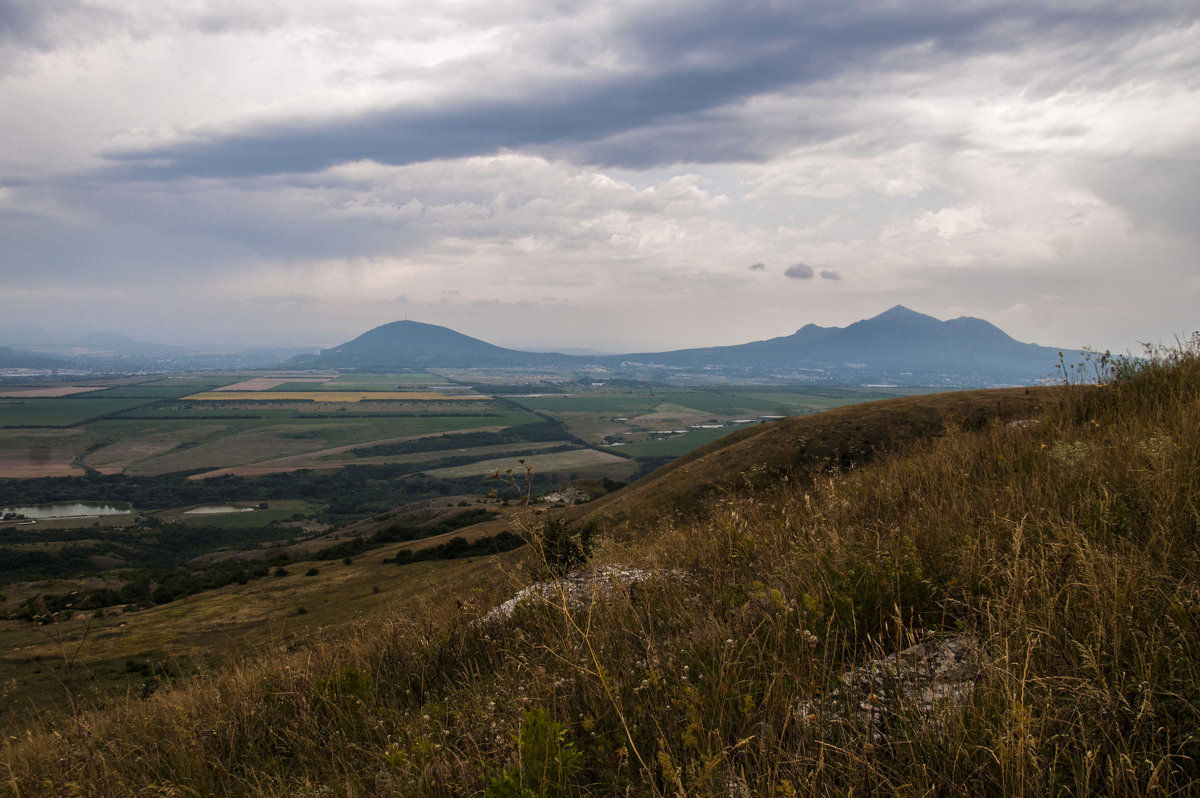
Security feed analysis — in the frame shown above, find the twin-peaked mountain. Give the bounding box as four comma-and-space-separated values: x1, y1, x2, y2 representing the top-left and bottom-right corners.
286, 306, 1081, 386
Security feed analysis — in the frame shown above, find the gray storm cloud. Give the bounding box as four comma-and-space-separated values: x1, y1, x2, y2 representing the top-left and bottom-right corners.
0, 0, 1196, 353
94, 1, 1195, 179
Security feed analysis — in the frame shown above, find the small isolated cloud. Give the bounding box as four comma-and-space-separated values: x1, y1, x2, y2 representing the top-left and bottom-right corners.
748, 262, 765, 271
819, 269, 842, 280
784, 263, 814, 279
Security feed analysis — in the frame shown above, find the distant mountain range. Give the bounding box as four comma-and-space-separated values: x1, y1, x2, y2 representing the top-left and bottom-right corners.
287, 306, 1081, 387
0, 327, 314, 374
0, 308, 1080, 385
68, 331, 187, 356
0, 346, 65, 370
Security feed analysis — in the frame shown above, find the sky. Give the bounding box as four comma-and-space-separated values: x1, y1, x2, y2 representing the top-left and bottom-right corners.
1, 0, 1197, 354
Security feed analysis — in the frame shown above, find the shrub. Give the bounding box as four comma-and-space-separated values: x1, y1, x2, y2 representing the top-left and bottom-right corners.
534, 518, 596, 577
486, 708, 582, 798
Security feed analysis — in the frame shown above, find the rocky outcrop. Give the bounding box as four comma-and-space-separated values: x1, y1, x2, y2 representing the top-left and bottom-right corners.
797, 634, 983, 736
479, 566, 685, 624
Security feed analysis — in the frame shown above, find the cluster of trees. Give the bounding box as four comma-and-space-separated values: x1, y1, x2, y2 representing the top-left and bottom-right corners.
391, 530, 525, 564
0, 465, 540, 519
307, 508, 493, 561
0, 520, 297, 582
6, 559, 278, 622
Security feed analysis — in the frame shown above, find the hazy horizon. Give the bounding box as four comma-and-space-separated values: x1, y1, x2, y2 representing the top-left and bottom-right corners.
0, 304, 1089, 356
2, 2, 1197, 355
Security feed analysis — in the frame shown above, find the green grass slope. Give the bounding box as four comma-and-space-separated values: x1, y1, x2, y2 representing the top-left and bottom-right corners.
7, 342, 1200, 796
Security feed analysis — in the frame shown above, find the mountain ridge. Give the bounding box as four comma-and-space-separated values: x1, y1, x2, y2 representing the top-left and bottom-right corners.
287, 306, 1081, 386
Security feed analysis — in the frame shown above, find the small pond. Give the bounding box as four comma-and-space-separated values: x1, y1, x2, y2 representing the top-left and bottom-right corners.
1, 502, 133, 520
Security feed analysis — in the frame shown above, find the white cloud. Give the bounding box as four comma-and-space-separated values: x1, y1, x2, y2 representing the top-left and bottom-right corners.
0, 2, 1196, 353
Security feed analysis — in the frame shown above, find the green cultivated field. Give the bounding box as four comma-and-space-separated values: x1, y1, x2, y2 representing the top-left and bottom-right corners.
0, 396, 165, 427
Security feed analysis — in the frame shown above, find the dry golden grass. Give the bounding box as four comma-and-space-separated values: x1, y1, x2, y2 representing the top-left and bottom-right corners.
6, 343, 1200, 796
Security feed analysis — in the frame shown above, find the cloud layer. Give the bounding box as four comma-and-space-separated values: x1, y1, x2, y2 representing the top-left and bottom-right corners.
1, 1, 1197, 352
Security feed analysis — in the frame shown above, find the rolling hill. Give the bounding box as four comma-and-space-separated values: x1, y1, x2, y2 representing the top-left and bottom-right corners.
286, 320, 573, 370
577, 383, 1058, 530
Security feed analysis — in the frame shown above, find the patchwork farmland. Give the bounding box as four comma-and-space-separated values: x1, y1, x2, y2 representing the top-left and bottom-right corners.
0, 372, 917, 481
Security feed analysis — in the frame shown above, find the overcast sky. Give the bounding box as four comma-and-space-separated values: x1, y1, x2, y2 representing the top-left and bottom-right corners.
1, 0, 1197, 353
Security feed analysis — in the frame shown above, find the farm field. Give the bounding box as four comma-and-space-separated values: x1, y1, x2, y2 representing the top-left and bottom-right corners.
0, 386, 106, 398
614, 423, 746, 458
184, 391, 480, 402
0, 374, 922, 482
422, 447, 637, 480
0, 373, 553, 479
186, 436, 569, 479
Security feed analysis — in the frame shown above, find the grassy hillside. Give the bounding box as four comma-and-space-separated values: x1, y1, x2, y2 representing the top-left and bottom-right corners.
6, 342, 1200, 795
581, 385, 1057, 530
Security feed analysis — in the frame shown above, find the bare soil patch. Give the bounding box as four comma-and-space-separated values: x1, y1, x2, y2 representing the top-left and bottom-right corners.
0, 429, 87, 477
0, 386, 104, 398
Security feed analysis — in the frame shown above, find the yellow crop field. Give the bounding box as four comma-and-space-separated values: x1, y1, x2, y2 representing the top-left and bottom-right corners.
182, 391, 479, 402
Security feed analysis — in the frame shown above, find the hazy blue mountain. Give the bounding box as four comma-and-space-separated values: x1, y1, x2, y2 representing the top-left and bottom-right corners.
0, 346, 66, 370
610, 306, 1077, 384
284, 307, 1081, 386
0, 325, 67, 348
71, 332, 187, 355
286, 320, 575, 370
